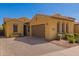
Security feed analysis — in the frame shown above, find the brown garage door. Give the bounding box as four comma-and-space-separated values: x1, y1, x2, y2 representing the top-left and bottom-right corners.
32, 24, 45, 38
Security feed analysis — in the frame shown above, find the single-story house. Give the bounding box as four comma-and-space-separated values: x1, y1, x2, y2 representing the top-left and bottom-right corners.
3, 13, 77, 41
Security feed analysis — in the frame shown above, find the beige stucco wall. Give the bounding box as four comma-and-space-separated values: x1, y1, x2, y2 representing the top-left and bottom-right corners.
4, 20, 24, 37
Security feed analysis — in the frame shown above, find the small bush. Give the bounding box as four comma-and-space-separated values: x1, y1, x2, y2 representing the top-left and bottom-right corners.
64, 33, 69, 39
74, 33, 79, 38
74, 33, 79, 43
66, 34, 76, 43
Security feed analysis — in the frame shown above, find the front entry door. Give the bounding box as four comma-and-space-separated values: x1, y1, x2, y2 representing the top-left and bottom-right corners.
23, 25, 27, 36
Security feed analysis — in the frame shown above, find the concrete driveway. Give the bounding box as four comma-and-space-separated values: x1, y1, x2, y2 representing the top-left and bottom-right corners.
0, 37, 66, 56
43, 46, 79, 56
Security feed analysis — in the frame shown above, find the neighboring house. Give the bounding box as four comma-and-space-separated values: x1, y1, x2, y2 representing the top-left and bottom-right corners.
3, 13, 76, 41
3, 17, 30, 37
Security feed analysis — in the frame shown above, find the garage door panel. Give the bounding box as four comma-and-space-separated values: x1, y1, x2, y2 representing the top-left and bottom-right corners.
32, 24, 45, 38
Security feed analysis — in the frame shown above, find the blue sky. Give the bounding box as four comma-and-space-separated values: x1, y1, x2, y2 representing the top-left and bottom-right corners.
0, 3, 79, 24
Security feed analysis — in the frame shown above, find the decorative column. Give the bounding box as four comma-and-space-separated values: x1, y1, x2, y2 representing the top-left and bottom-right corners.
64, 23, 66, 33
59, 22, 62, 33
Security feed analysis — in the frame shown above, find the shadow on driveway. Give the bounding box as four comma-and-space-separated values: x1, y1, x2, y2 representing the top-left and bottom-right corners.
15, 37, 48, 45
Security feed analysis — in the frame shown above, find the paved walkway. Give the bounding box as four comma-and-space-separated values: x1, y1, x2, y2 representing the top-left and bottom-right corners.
43, 46, 79, 56
51, 40, 78, 48
0, 37, 66, 56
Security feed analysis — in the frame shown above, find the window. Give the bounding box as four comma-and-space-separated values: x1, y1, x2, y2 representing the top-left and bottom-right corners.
57, 22, 60, 33
66, 23, 69, 33
13, 24, 18, 32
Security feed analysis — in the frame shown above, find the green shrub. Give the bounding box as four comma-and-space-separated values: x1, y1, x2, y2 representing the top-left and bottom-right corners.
74, 33, 79, 38
74, 33, 79, 43
66, 34, 76, 43
64, 33, 69, 39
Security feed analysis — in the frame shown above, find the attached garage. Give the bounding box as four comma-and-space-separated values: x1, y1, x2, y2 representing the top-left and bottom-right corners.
31, 24, 45, 38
